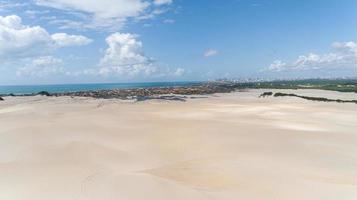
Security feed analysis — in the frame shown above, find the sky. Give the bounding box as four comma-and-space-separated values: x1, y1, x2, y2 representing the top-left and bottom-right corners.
1, 0, 357, 85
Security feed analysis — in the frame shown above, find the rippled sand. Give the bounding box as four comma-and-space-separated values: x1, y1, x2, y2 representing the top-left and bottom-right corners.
1, 89, 357, 200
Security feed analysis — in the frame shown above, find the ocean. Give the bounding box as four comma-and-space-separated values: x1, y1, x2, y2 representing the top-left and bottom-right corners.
0, 82, 200, 95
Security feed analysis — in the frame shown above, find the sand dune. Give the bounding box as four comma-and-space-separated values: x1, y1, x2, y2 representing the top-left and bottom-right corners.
1, 90, 357, 200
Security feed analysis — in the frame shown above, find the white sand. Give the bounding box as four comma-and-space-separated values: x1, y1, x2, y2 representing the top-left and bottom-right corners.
1, 89, 357, 200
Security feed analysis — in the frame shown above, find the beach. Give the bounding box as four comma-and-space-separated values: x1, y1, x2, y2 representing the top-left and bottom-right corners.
1, 89, 357, 200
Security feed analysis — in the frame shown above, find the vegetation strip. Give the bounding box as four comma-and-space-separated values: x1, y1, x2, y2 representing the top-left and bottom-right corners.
260, 92, 357, 104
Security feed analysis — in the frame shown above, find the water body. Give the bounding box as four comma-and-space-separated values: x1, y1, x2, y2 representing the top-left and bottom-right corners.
0, 82, 200, 95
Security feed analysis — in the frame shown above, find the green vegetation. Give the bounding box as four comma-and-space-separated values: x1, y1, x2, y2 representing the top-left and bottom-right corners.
229, 79, 357, 93
259, 92, 273, 97
37, 91, 51, 96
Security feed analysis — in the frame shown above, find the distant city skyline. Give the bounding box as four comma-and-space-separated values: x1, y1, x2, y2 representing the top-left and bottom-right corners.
1, 0, 357, 85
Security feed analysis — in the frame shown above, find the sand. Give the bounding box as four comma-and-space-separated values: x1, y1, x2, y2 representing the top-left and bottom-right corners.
1, 89, 357, 200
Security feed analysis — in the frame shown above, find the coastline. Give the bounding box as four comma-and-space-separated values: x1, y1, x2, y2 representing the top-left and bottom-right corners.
1, 81, 357, 104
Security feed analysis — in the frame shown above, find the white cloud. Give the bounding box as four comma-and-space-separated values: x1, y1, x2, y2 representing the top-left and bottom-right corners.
35, 0, 148, 19
0, 15, 52, 58
99, 32, 157, 76
25, 9, 50, 19
204, 49, 219, 57
35, 0, 173, 30
97, 32, 185, 78
16, 56, 64, 77
267, 41, 357, 71
163, 19, 175, 24
0, 1, 28, 11
268, 60, 287, 72
332, 41, 357, 54
154, 0, 173, 6
51, 33, 92, 47
48, 19, 86, 30
172, 67, 185, 76
0, 15, 92, 59
135, 8, 168, 21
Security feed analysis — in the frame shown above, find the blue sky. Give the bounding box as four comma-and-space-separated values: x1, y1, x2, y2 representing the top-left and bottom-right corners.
1, 0, 357, 85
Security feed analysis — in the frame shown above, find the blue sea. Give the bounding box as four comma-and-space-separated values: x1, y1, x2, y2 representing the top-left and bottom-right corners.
0, 82, 200, 95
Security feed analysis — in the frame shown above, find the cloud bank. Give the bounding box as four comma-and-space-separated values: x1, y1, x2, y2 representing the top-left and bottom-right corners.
268, 41, 357, 72
0, 15, 92, 59
35, 0, 173, 30
16, 56, 64, 77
